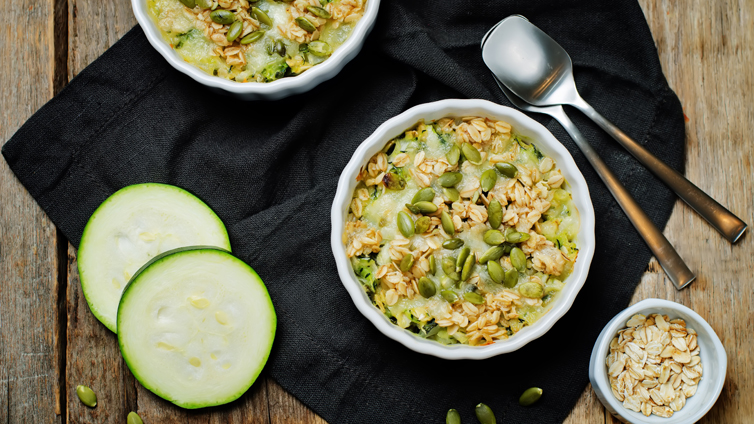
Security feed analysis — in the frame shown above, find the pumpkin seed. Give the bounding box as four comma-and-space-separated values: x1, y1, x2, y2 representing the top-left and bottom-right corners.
464, 291, 485, 304
429, 255, 437, 275
483, 229, 505, 246
196, 0, 212, 9
438, 172, 462, 187
505, 231, 531, 243
413, 201, 438, 214
127, 412, 144, 424
418, 277, 436, 298
446, 144, 461, 166
442, 238, 464, 250
487, 260, 504, 284
306, 5, 332, 18
414, 216, 431, 234
210, 9, 235, 24
442, 257, 460, 281
475, 403, 496, 424
487, 200, 502, 229
461, 253, 475, 281
296, 16, 317, 33
383, 172, 406, 190
308, 40, 332, 57
441, 276, 454, 288
441, 289, 458, 303
461, 143, 482, 165
455, 247, 470, 273
480, 169, 498, 192
404, 203, 421, 214
504, 268, 518, 288
519, 282, 544, 299
446, 408, 461, 424
443, 187, 460, 202
510, 247, 527, 272
519, 387, 543, 406
412, 187, 435, 204
495, 162, 518, 178
252, 7, 272, 26
240, 30, 265, 44
397, 211, 414, 237
226, 20, 243, 42
471, 189, 480, 205
400, 254, 414, 272
441, 210, 455, 235
76, 385, 97, 407
274, 39, 286, 56
479, 246, 505, 264
178, 0, 196, 8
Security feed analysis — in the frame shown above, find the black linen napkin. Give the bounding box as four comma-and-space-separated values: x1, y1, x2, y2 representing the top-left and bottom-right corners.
2, 0, 685, 422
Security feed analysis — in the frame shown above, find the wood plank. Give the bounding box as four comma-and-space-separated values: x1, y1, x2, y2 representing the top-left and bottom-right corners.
0, 0, 63, 422
266, 380, 326, 424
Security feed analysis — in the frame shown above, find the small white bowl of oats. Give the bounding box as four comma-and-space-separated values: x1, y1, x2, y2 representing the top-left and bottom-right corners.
589, 298, 727, 423
330, 99, 596, 359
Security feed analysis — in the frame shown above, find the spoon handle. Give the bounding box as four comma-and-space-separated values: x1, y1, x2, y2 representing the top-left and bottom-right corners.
550, 107, 695, 290
572, 97, 747, 243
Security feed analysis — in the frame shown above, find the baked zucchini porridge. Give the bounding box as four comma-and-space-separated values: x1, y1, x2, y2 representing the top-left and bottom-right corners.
148, 0, 365, 82
343, 117, 580, 346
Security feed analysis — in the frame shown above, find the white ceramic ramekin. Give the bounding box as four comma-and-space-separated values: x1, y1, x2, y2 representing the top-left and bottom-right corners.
330, 99, 596, 359
589, 298, 727, 423
132, 0, 380, 100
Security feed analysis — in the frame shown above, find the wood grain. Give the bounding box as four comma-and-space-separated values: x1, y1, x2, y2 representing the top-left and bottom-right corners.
0, 0, 64, 423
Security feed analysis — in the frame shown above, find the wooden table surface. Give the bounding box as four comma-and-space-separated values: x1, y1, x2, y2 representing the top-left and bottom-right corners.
1, 0, 752, 422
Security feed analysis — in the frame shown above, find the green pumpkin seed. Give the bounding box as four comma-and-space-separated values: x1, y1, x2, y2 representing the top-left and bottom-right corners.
400, 254, 414, 272
240, 30, 265, 44
461, 253, 475, 281
178, 0, 196, 8
412, 188, 435, 204
442, 257, 460, 280
461, 143, 482, 165
440, 210, 455, 235
487, 260, 504, 284
475, 403, 496, 424
464, 291, 485, 304
274, 39, 286, 57
226, 20, 243, 42
471, 189, 480, 205
504, 268, 518, 288
413, 201, 438, 214
479, 246, 505, 264
429, 255, 437, 275
443, 187, 460, 202
438, 172, 462, 187
480, 169, 498, 192
441, 276, 454, 288
210, 9, 235, 24
506, 231, 531, 243
483, 229, 505, 246
418, 277, 436, 298
383, 172, 406, 190
296, 16, 317, 33
510, 247, 527, 272
397, 211, 414, 238
196, 0, 212, 8
127, 412, 144, 424
487, 200, 502, 229
441, 290, 458, 303
252, 7, 272, 26
306, 5, 332, 18
307, 40, 332, 57
414, 216, 431, 234
446, 408, 461, 424
495, 162, 518, 178
404, 203, 420, 214
446, 144, 461, 166
455, 247, 470, 273
519, 282, 544, 299
519, 387, 543, 406
76, 385, 97, 408
442, 238, 464, 250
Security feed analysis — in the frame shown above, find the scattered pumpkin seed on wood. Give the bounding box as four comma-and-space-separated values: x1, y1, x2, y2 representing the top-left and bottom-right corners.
76, 385, 97, 408
127, 411, 144, 424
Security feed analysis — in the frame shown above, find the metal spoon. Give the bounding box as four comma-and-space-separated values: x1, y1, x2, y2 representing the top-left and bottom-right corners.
490, 75, 695, 289
482, 15, 747, 244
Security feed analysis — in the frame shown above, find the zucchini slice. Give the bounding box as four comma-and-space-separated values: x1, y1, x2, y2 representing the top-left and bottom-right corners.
78, 183, 231, 332
117, 247, 276, 409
